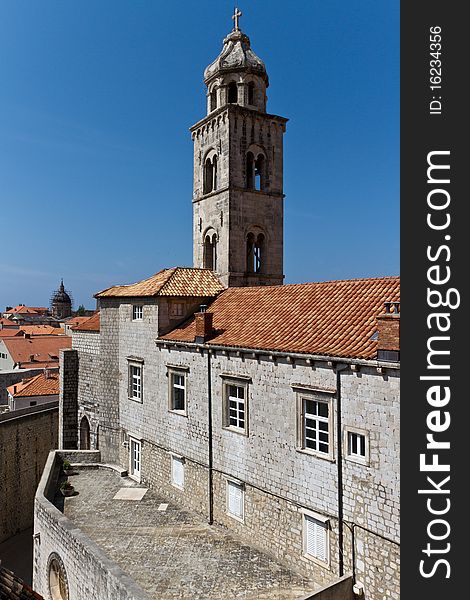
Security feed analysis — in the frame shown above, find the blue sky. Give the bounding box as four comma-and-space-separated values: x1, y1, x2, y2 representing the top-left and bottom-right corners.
0, 0, 399, 310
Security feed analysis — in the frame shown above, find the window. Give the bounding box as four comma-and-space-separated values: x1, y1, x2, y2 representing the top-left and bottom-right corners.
129, 437, 141, 481
298, 394, 333, 459
345, 427, 369, 465
228, 81, 238, 103
226, 480, 244, 521
169, 370, 186, 413
246, 232, 265, 273
223, 381, 248, 434
171, 455, 184, 489
246, 151, 266, 191
203, 231, 217, 271
303, 514, 329, 564
48, 553, 69, 600
203, 153, 218, 194
210, 88, 217, 111
132, 305, 143, 321
128, 362, 143, 402
170, 302, 184, 317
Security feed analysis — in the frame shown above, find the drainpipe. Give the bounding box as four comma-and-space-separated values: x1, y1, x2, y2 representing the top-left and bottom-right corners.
335, 363, 349, 577
207, 347, 214, 525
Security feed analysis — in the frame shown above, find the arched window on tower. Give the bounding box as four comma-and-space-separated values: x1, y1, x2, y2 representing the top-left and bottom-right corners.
210, 89, 217, 112
204, 232, 217, 271
228, 81, 238, 104
247, 82, 255, 106
246, 152, 254, 189
203, 154, 218, 194
254, 155, 265, 191
246, 232, 265, 274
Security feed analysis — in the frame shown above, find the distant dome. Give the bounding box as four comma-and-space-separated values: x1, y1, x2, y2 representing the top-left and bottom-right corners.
50, 279, 73, 319
204, 29, 268, 85
52, 280, 71, 304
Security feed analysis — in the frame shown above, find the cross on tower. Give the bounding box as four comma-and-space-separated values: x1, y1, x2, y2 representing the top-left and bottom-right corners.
232, 7, 242, 31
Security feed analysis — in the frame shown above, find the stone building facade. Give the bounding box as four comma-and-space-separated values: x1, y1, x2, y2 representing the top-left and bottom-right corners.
34, 15, 400, 600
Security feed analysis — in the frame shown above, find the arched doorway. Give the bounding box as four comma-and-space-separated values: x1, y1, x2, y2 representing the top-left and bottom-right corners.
79, 416, 90, 450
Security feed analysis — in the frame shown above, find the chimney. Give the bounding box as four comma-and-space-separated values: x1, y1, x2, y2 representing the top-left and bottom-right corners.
194, 305, 213, 343
376, 301, 400, 361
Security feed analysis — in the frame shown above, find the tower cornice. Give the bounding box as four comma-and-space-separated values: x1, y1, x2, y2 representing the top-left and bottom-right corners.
190, 104, 288, 136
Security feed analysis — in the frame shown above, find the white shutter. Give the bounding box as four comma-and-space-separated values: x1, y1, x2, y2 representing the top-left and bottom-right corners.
172, 456, 184, 488
227, 481, 244, 518
305, 515, 327, 561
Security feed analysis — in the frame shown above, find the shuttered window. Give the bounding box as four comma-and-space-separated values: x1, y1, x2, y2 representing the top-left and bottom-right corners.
227, 480, 244, 520
171, 455, 184, 489
304, 514, 328, 563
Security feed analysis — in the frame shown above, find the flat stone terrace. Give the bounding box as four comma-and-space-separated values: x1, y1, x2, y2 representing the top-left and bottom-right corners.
62, 468, 316, 600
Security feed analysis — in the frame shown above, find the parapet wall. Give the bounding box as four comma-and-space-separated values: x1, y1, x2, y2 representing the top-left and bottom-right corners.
33, 450, 151, 600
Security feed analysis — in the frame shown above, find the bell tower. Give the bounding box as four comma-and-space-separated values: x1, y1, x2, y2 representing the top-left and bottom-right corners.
191, 9, 287, 287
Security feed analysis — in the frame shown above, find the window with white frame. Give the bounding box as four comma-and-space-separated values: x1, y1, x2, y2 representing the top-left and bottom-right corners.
345, 427, 369, 465
169, 370, 186, 413
128, 362, 142, 401
226, 480, 244, 521
223, 381, 248, 434
300, 396, 332, 457
303, 514, 329, 564
171, 455, 184, 489
132, 305, 143, 321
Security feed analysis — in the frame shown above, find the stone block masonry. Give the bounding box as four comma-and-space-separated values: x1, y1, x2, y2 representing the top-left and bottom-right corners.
59, 349, 78, 449
0, 402, 58, 542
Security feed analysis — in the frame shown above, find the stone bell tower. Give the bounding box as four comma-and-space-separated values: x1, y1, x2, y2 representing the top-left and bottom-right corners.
191, 9, 287, 287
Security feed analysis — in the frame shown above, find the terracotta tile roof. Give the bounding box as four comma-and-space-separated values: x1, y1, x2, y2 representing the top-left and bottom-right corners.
19, 326, 64, 336
161, 276, 400, 360
7, 371, 59, 398
65, 316, 90, 328
0, 329, 22, 338
6, 305, 48, 315
95, 268, 225, 299
0, 318, 16, 327
2, 335, 72, 368
0, 564, 44, 599
72, 312, 100, 332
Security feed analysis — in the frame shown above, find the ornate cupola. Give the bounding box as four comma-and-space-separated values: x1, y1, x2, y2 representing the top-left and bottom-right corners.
191, 8, 288, 288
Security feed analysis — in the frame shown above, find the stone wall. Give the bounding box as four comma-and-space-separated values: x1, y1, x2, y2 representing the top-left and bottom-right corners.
59, 349, 78, 449
33, 450, 151, 600
110, 310, 400, 599
0, 402, 58, 542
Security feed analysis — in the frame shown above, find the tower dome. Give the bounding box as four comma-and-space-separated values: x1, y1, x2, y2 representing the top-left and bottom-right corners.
50, 279, 73, 319
204, 29, 268, 86
203, 8, 269, 114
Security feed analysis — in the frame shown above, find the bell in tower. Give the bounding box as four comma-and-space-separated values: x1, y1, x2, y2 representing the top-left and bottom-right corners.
191, 8, 288, 287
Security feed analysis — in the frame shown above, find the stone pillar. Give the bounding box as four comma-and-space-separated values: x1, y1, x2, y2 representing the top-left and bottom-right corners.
59, 348, 78, 449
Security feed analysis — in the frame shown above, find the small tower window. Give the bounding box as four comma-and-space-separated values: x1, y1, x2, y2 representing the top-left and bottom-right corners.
228, 82, 238, 104
246, 232, 265, 274
210, 89, 217, 112
247, 82, 255, 105
254, 155, 264, 191
204, 232, 217, 271
203, 154, 218, 194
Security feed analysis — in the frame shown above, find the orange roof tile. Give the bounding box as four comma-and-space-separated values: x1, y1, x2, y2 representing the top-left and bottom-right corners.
65, 316, 90, 328
2, 335, 72, 367
95, 268, 225, 299
0, 317, 16, 327
0, 564, 44, 599
7, 371, 59, 398
72, 312, 100, 331
19, 325, 64, 336
161, 276, 400, 360
0, 329, 22, 338
6, 305, 48, 315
